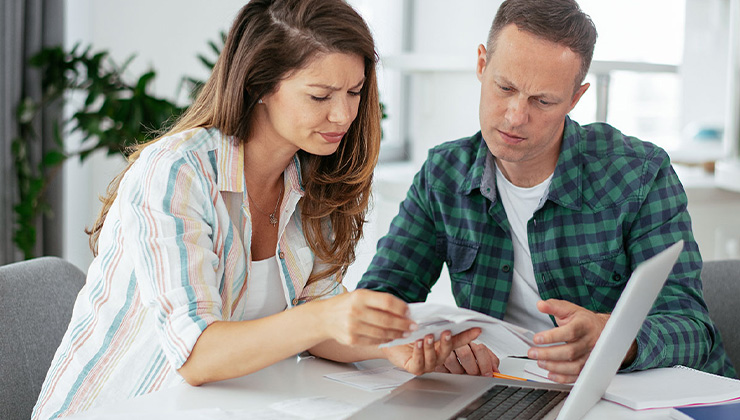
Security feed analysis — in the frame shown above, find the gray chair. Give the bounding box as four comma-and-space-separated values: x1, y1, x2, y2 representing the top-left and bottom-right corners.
701, 259, 740, 371
0, 257, 85, 420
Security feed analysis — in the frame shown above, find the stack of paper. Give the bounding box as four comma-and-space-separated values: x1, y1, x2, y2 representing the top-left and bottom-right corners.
378, 303, 536, 358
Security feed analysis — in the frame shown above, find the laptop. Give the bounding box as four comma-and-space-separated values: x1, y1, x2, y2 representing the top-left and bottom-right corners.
350, 240, 685, 420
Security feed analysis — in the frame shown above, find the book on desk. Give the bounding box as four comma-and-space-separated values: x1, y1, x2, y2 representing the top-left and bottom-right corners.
669, 400, 740, 420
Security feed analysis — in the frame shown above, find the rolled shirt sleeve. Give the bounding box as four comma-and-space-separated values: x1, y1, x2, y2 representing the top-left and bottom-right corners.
621, 148, 729, 375
120, 145, 223, 369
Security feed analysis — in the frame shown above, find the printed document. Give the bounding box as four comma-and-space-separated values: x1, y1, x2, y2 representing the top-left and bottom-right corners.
379, 303, 536, 358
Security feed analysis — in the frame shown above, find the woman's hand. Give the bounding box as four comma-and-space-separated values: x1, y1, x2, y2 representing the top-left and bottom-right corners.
316, 289, 417, 346
381, 328, 484, 375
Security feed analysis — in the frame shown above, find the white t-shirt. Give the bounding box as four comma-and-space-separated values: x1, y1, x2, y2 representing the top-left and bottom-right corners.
243, 257, 288, 320
496, 164, 554, 333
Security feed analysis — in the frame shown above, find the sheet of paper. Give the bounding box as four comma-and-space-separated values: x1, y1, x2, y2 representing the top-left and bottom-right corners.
472, 324, 534, 357
522, 359, 554, 381
379, 303, 536, 358
268, 396, 359, 419
324, 366, 415, 391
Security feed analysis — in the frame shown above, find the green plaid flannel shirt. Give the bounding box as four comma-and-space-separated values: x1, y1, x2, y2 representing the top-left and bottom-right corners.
359, 117, 736, 378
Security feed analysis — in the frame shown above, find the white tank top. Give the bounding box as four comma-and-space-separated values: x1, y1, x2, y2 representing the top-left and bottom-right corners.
496, 164, 555, 333
242, 257, 288, 320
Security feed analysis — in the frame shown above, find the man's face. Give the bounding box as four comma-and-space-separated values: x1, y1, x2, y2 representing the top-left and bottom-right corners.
476, 24, 588, 178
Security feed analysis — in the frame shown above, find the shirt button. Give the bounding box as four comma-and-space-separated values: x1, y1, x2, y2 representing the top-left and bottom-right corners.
279, 251, 285, 259
502, 264, 511, 273
613, 274, 621, 281
292, 298, 299, 305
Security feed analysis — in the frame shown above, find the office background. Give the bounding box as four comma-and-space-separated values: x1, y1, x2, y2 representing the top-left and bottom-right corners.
3, 0, 739, 306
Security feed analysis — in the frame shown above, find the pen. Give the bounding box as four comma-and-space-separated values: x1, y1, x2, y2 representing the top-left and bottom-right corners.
492, 372, 530, 382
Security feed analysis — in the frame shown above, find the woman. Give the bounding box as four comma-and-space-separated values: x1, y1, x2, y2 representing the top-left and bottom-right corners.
32, 1, 486, 418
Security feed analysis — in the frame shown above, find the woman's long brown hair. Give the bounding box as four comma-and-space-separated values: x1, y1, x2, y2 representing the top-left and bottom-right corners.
87, 0, 381, 288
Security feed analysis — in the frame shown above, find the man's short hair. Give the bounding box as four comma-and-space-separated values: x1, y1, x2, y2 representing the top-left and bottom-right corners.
487, 0, 598, 88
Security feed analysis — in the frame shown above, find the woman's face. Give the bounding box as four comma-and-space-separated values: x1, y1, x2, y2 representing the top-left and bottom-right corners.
257, 52, 366, 156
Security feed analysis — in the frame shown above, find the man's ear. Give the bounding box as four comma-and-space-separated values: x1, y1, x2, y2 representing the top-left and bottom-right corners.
568, 82, 590, 112
476, 44, 488, 82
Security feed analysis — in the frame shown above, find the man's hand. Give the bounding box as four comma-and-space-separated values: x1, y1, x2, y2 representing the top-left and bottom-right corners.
527, 299, 612, 383
381, 328, 483, 375
436, 342, 500, 376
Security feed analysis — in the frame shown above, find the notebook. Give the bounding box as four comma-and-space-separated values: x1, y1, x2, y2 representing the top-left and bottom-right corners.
604, 365, 740, 410
348, 240, 684, 420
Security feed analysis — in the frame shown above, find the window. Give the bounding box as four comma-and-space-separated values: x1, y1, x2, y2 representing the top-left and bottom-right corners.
571, 0, 686, 151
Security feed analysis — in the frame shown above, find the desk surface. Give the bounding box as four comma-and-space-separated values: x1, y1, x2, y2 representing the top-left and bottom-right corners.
71, 356, 677, 419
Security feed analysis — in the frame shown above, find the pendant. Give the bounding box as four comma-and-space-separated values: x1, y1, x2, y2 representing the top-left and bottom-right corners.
269, 213, 278, 226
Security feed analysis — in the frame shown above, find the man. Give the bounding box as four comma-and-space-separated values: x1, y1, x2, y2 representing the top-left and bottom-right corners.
359, 0, 736, 383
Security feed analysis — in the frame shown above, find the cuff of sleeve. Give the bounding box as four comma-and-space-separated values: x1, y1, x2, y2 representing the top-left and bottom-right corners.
155, 295, 223, 370
619, 320, 666, 372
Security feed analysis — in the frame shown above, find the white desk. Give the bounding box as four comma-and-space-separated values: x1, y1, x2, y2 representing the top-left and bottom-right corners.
71, 356, 677, 419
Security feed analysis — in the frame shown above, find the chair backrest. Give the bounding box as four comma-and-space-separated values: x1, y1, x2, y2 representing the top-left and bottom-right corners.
701, 259, 740, 371
0, 257, 85, 420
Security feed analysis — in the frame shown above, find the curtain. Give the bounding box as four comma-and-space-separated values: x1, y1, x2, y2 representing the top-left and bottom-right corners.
1, 0, 64, 265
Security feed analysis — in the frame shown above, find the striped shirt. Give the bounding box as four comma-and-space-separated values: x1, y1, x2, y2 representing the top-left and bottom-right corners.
33, 127, 343, 419
359, 116, 737, 379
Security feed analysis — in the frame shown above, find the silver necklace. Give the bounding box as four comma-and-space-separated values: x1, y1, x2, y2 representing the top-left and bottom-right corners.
247, 184, 283, 227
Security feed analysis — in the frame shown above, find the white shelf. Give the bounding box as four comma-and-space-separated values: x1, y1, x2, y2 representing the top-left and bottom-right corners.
380, 54, 679, 75
715, 159, 740, 193
380, 53, 475, 73
667, 140, 725, 165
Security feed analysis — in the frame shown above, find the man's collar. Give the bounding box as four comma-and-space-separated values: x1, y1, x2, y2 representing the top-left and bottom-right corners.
474, 117, 583, 210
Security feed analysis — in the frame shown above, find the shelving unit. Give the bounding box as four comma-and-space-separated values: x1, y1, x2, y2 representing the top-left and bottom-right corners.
714, 0, 740, 192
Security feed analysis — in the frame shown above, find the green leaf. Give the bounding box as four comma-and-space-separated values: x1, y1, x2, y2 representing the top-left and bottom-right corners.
135, 71, 156, 93
207, 40, 221, 56
197, 55, 216, 70
42, 150, 67, 167
118, 54, 137, 74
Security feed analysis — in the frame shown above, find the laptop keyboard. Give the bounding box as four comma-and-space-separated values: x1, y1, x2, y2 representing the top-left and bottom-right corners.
452, 384, 568, 420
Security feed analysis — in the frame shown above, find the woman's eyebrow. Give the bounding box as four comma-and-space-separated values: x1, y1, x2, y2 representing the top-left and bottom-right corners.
308, 78, 365, 91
